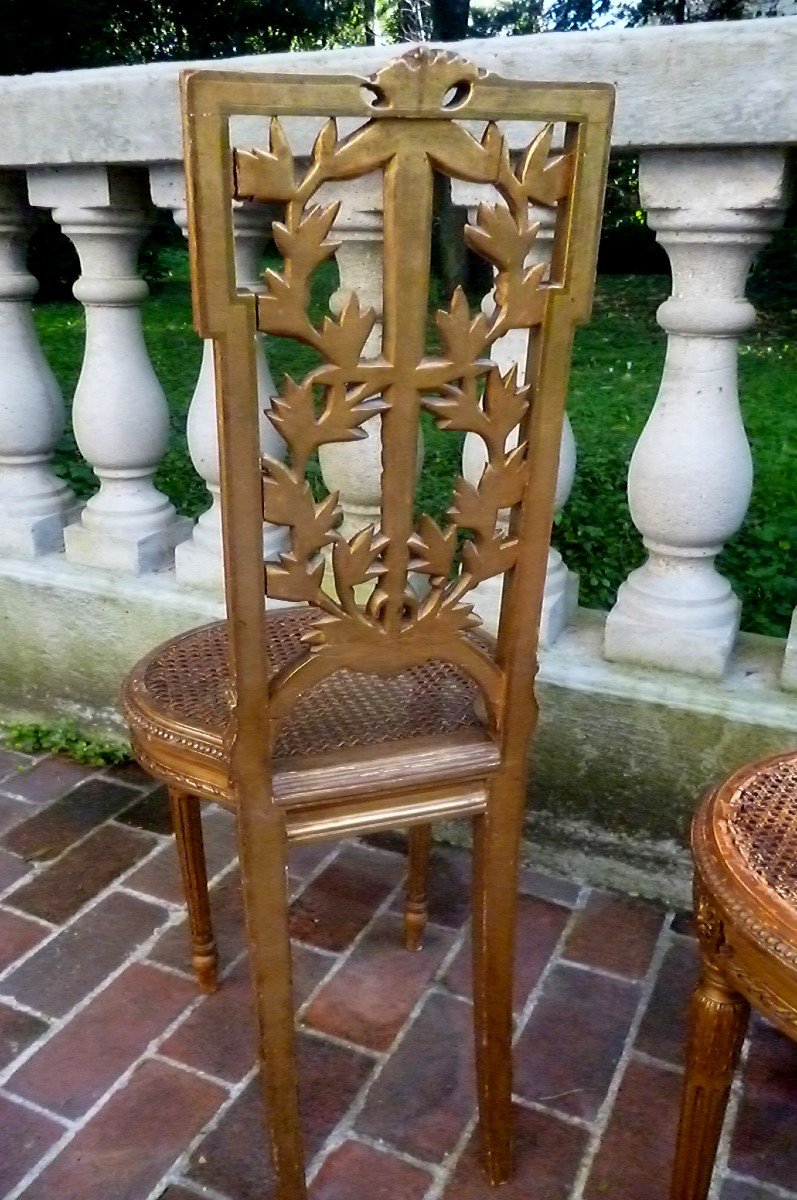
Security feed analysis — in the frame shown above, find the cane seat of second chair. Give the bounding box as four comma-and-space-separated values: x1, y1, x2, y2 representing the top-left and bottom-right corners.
671, 750, 797, 1200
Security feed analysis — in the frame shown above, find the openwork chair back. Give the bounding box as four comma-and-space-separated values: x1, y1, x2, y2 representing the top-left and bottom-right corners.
181, 48, 613, 777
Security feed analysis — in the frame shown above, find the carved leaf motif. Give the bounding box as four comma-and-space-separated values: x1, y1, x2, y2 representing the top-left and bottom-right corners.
368, 48, 484, 114
516, 124, 570, 207
319, 294, 377, 369
268, 376, 318, 456
435, 287, 490, 366
481, 367, 529, 455
332, 526, 388, 615
318, 385, 387, 444
462, 533, 518, 584
262, 457, 341, 608
414, 587, 481, 637
313, 118, 338, 164
476, 448, 528, 511
423, 383, 490, 438
407, 515, 457, 582
480, 122, 506, 177
449, 478, 495, 538
262, 458, 317, 528
267, 553, 327, 605
257, 204, 340, 342
464, 203, 537, 274
494, 260, 547, 329
234, 119, 295, 202
272, 203, 341, 274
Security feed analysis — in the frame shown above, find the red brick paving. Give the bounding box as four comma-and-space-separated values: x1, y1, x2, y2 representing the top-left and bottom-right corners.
0, 890, 167, 1016
147, 865, 245, 976
21, 1058, 225, 1200
0, 794, 36, 836
186, 1036, 373, 1200
0, 907, 48, 973
5, 823, 155, 923
0, 1092, 63, 1195
302, 912, 455, 1050
289, 843, 405, 952
442, 892, 571, 1010
0, 752, 794, 1200
729, 1019, 797, 1192
0, 1000, 49, 1070
584, 1058, 682, 1200
1, 777, 141, 861
355, 990, 476, 1161
0, 845, 30, 892
126, 804, 237, 904
8, 963, 195, 1118
635, 933, 701, 1067
442, 1103, 589, 1199
1, 755, 92, 804
514, 963, 640, 1120
160, 945, 330, 1084
309, 1139, 433, 1199
562, 889, 665, 980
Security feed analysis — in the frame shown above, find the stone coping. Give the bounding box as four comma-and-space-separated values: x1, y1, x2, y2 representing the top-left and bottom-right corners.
0, 18, 795, 169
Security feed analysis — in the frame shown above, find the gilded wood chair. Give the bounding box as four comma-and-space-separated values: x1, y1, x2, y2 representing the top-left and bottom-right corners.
671, 750, 797, 1200
121, 49, 613, 1200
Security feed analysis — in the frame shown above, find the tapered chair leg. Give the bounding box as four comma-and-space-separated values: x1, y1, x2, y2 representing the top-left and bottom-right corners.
670, 956, 749, 1200
168, 788, 218, 993
471, 807, 519, 1186
405, 823, 432, 951
238, 805, 307, 1200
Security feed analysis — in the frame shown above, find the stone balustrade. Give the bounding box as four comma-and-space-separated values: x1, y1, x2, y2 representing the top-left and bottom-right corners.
0, 18, 794, 893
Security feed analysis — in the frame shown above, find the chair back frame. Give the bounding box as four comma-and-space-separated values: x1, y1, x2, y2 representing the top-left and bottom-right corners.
181, 49, 613, 806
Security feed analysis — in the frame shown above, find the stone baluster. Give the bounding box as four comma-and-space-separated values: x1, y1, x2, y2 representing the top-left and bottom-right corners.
318, 192, 388, 545
0, 173, 76, 557
155, 179, 283, 592
783, 619, 797, 691
28, 166, 190, 573
604, 150, 787, 679
461, 200, 578, 643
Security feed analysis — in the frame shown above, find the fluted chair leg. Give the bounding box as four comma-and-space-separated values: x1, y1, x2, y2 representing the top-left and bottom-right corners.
471, 805, 519, 1186
405, 823, 432, 951
168, 788, 218, 993
670, 956, 749, 1200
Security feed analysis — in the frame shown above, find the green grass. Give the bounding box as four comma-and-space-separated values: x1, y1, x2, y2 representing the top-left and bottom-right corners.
34, 254, 797, 638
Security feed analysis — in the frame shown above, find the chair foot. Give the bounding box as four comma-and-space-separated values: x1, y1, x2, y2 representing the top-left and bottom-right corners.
193, 945, 220, 994
670, 956, 749, 1200
405, 824, 432, 951
169, 788, 219, 994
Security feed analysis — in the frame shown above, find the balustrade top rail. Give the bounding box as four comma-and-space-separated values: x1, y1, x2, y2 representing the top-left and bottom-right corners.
0, 18, 795, 168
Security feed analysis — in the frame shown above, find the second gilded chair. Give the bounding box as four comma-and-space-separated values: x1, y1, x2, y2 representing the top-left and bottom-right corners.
122, 49, 613, 1200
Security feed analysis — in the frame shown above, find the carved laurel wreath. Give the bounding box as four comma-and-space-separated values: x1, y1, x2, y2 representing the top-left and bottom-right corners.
233, 52, 571, 653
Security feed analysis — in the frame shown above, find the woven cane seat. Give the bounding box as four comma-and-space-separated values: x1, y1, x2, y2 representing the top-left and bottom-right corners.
692, 751, 797, 1038
122, 604, 499, 807
722, 753, 797, 910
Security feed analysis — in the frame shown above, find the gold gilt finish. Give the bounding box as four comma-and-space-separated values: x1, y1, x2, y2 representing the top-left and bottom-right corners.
671, 751, 797, 1200
121, 48, 613, 1200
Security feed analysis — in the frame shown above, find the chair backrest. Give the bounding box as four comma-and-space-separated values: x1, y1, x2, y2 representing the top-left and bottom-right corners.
181, 49, 613, 786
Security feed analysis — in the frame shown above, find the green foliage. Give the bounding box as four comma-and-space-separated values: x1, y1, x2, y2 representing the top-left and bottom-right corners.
0, 0, 362, 76
3, 721, 132, 766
